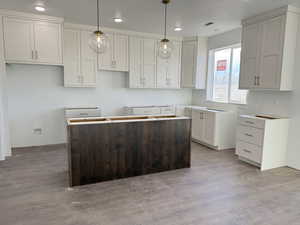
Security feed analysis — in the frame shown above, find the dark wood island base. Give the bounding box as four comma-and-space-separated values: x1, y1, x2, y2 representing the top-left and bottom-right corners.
67, 115, 191, 186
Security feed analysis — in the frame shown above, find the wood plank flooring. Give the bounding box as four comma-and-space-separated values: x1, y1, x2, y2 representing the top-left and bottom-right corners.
0, 142, 300, 225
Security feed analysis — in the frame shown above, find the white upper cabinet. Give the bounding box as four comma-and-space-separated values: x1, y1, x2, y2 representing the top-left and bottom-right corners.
240, 23, 260, 89
98, 33, 114, 71
3, 16, 63, 65
129, 36, 143, 88
64, 29, 97, 87
98, 33, 129, 72
80, 31, 97, 86
34, 22, 62, 65
142, 38, 156, 88
3, 18, 34, 63
156, 41, 181, 89
114, 34, 129, 72
240, 6, 300, 90
181, 37, 207, 89
64, 29, 81, 87
129, 36, 156, 88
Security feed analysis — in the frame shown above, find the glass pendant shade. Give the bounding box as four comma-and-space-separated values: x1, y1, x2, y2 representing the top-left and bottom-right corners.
89, 30, 109, 54
158, 39, 173, 59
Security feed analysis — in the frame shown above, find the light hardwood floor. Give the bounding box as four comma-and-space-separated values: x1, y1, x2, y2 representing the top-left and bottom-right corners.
0, 142, 300, 225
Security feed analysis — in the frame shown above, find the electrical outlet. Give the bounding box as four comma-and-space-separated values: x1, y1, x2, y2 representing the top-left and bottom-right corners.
33, 128, 42, 135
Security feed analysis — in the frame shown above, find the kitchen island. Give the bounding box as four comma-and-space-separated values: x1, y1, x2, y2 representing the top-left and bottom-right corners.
67, 115, 191, 186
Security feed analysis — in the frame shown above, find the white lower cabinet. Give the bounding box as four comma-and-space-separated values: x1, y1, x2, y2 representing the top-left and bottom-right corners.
124, 105, 175, 116
64, 29, 97, 87
191, 108, 236, 150
236, 115, 290, 170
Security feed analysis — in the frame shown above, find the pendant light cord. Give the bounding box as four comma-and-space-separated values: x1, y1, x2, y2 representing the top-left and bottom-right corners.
97, 0, 100, 31
164, 2, 167, 39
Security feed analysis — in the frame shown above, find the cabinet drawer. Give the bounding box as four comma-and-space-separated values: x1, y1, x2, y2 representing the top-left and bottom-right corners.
239, 116, 265, 129
65, 108, 101, 118
160, 106, 175, 115
132, 107, 161, 115
236, 141, 262, 164
237, 125, 264, 146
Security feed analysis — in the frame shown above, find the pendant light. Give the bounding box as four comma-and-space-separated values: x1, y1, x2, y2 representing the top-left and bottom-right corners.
158, 0, 174, 59
89, 0, 108, 53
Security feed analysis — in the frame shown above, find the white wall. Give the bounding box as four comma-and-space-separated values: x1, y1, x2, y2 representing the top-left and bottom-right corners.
192, 27, 300, 170
0, 16, 11, 160
6, 64, 192, 148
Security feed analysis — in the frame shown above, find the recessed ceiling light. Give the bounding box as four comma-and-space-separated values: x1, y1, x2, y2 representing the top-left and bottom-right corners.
174, 27, 182, 31
34, 5, 46, 12
113, 18, 123, 23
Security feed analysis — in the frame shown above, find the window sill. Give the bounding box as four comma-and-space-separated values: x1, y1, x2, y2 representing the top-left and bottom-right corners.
205, 100, 247, 106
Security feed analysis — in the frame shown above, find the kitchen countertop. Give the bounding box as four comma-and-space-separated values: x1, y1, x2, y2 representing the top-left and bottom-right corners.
67, 115, 190, 126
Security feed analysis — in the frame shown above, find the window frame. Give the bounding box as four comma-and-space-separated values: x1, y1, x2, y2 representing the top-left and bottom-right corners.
206, 44, 247, 105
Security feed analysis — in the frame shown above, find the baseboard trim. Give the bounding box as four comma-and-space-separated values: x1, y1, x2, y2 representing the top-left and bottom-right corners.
12, 143, 67, 150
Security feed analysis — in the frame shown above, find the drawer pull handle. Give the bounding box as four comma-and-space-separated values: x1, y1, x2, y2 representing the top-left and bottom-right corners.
79, 113, 89, 116
245, 121, 254, 124
243, 149, 251, 153
244, 133, 253, 137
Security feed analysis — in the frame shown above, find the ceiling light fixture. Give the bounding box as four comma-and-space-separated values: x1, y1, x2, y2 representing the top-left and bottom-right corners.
158, 0, 173, 59
113, 18, 123, 23
88, 0, 109, 54
34, 5, 46, 12
174, 27, 182, 31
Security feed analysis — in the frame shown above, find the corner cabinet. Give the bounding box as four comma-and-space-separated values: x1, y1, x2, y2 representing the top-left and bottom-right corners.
239, 6, 300, 91
181, 37, 207, 89
64, 29, 97, 87
3, 16, 63, 65
98, 33, 129, 72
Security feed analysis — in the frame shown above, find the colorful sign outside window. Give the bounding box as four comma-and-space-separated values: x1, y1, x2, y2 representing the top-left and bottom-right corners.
216, 60, 227, 71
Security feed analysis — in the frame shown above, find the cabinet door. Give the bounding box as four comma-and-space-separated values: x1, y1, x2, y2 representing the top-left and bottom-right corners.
63, 29, 81, 87
129, 37, 143, 88
81, 31, 97, 87
259, 16, 285, 89
156, 58, 168, 88
98, 33, 114, 70
181, 40, 197, 88
114, 34, 129, 72
143, 38, 156, 88
167, 41, 181, 88
192, 110, 204, 141
3, 18, 34, 62
239, 23, 261, 89
34, 22, 62, 65
203, 112, 216, 146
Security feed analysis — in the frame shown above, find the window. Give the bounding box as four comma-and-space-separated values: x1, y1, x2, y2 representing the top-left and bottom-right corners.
207, 45, 247, 104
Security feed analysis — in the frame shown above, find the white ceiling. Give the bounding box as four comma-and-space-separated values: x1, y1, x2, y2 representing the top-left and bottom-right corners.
0, 0, 300, 37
